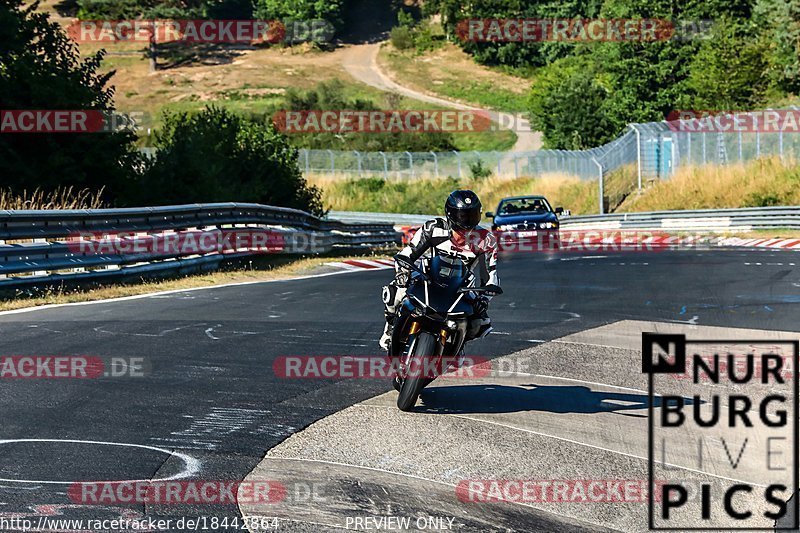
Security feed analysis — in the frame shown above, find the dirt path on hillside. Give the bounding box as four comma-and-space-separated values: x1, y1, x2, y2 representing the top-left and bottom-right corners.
339, 42, 542, 153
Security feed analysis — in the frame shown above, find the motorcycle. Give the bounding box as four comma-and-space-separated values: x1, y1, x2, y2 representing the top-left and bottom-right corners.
389, 253, 502, 411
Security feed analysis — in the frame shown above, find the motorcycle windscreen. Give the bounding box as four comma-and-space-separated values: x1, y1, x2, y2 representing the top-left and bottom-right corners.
425, 255, 473, 315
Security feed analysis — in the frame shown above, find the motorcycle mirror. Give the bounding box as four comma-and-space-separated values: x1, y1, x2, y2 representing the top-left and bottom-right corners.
393, 254, 416, 271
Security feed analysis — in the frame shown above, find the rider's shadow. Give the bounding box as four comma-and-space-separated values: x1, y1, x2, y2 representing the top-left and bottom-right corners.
418, 384, 684, 415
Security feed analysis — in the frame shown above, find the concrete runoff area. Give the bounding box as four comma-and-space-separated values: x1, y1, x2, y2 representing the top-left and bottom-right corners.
241, 320, 799, 531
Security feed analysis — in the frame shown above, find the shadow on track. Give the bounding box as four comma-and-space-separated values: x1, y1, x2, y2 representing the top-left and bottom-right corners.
416, 384, 687, 415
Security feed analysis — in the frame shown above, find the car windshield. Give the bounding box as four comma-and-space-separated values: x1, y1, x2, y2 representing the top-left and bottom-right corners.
497, 197, 552, 215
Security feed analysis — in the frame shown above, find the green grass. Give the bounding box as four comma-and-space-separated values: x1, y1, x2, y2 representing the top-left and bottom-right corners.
424, 79, 529, 113
380, 44, 530, 113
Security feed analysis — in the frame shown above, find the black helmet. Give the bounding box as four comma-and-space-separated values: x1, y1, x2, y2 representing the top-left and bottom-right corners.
445, 190, 482, 230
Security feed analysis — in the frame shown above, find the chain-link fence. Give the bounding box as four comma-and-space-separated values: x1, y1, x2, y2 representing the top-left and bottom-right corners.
134, 108, 799, 215
298, 147, 609, 180
300, 107, 800, 186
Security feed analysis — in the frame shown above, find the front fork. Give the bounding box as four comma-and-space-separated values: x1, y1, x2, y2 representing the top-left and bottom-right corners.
395, 318, 466, 382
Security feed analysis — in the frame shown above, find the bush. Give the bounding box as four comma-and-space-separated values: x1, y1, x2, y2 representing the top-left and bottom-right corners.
746, 192, 782, 207
75, 0, 252, 20
279, 81, 457, 152
469, 159, 492, 180
0, 0, 140, 201
390, 26, 415, 50
527, 57, 617, 149
253, 0, 345, 31
132, 106, 323, 215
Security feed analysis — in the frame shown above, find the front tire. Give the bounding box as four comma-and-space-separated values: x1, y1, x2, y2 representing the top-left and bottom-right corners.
397, 332, 437, 411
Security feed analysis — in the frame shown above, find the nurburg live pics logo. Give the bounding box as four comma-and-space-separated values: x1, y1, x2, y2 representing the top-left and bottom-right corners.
642, 332, 799, 530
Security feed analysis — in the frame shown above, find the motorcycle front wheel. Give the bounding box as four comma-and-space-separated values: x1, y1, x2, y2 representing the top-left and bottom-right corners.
397, 332, 437, 411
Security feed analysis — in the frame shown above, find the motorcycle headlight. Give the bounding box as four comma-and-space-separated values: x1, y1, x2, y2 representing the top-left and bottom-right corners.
405, 295, 426, 316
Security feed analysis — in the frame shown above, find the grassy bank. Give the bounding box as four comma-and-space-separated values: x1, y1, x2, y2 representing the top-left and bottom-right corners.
311, 158, 800, 216
619, 157, 800, 211
379, 42, 530, 113
309, 173, 627, 216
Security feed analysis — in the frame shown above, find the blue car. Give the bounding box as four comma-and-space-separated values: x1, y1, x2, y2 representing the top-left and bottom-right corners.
486, 195, 564, 240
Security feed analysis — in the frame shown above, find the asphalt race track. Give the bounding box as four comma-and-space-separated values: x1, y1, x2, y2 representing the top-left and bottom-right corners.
1, 248, 799, 531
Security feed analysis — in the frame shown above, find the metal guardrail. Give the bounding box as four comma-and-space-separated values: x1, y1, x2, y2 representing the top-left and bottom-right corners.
331, 206, 800, 232
0, 203, 401, 290
561, 206, 800, 231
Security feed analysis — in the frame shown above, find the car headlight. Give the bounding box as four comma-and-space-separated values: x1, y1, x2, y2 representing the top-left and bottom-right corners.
538, 222, 559, 229
496, 224, 516, 231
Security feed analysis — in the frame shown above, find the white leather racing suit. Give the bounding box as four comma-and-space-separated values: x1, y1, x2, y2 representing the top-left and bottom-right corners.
380, 217, 499, 349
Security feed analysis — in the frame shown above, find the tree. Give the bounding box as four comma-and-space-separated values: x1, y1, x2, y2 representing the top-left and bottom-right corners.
527, 56, 616, 149
754, 0, 800, 94
252, 0, 346, 30
134, 106, 324, 215
75, 0, 252, 19
685, 18, 769, 109
0, 0, 140, 200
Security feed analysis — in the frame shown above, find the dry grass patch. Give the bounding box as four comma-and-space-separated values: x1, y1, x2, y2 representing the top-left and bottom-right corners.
310, 173, 609, 216
0, 187, 107, 210
619, 157, 800, 212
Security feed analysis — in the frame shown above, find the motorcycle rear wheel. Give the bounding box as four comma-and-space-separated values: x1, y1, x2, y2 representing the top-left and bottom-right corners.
397, 332, 437, 411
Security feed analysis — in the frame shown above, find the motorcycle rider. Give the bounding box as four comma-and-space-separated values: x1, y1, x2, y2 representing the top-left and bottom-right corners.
380, 189, 500, 351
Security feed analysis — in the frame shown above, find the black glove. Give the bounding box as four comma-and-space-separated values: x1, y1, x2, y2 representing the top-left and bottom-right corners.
394, 270, 411, 288
473, 296, 489, 316
483, 284, 502, 295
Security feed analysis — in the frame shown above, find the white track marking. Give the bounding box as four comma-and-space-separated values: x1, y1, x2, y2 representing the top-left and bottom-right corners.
0, 267, 373, 317
0, 439, 199, 484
